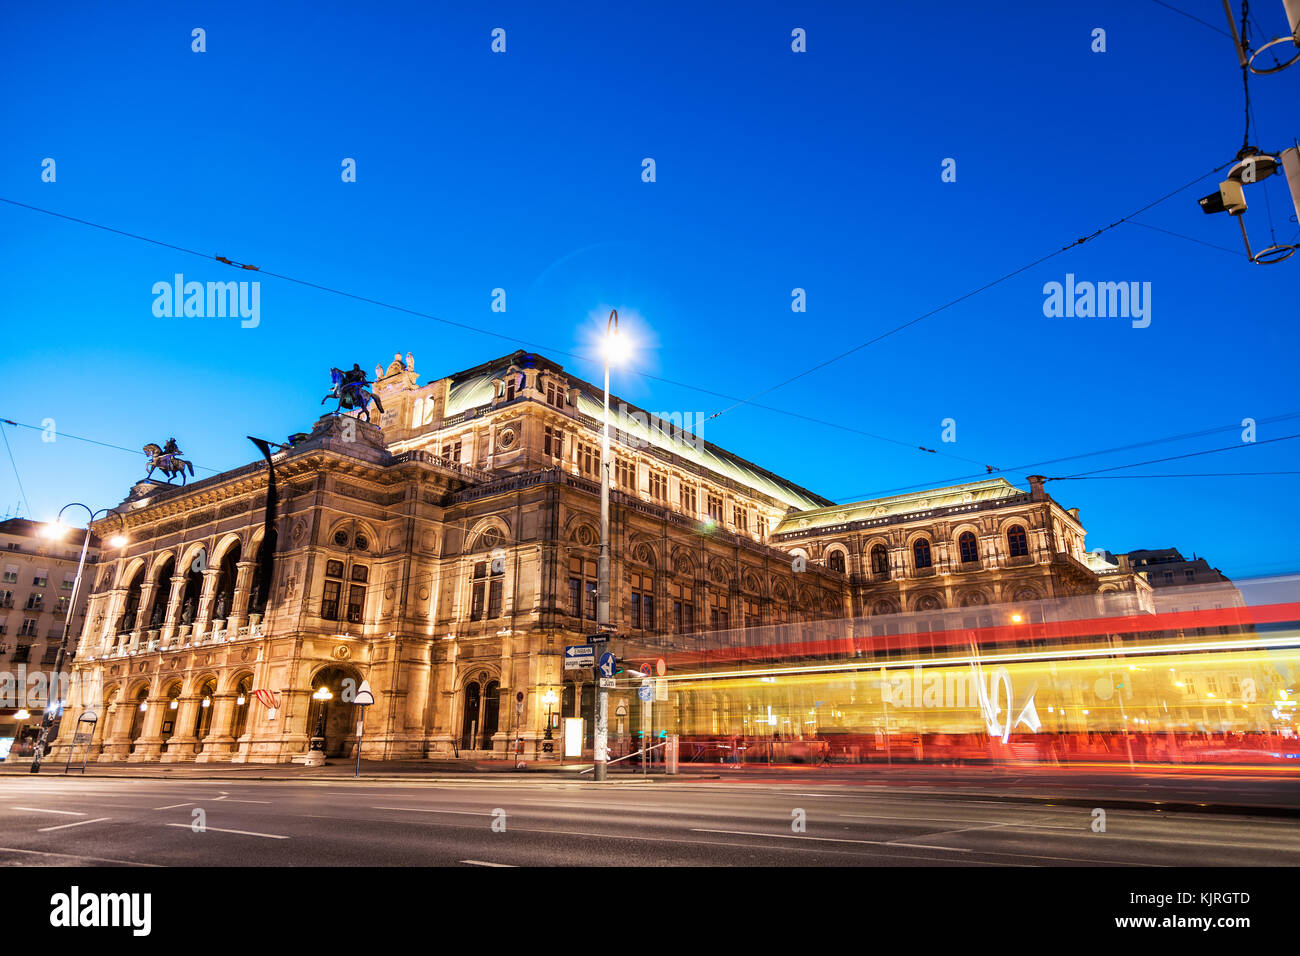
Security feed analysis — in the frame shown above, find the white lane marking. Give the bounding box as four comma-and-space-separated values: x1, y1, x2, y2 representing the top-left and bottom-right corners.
37, 817, 111, 832
372, 806, 492, 816
153, 802, 194, 810
221, 799, 273, 804
691, 827, 970, 852
0, 845, 160, 867
461, 859, 515, 867
164, 823, 288, 839
12, 807, 86, 816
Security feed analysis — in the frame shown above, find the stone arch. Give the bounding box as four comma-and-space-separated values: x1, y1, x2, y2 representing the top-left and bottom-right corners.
707, 558, 733, 587
957, 588, 990, 607
911, 591, 945, 612
871, 598, 899, 616
628, 538, 659, 568
669, 547, 695, 579
466, 517, 511, 553
823, 543, 849, 574
306, 663, 366, 758
210, 532, 243, 565
327, 517, 382, 554
566, 516, 599, 548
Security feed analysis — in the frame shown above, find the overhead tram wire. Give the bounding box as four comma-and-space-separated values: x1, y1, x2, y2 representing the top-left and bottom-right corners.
1053, 471, 1300, 479
701, 160, 1236, 427
1045, 432, 1300, 480
0, 422, 33, 519
831, 411, 1300, 502
1147, 0, 1234, 36
0, 197, 1000, 472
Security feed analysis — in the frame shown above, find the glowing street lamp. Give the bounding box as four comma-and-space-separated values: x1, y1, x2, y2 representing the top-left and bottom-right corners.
542, 688, 558, 741
29, 503, 127, 774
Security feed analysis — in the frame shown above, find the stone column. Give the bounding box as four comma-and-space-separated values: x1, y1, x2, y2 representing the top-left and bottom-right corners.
228, 559, 256, 635
196, 692, 237, 762
162, 574, 186, 641
127, 682, 169, 762
195, 568, 221, 638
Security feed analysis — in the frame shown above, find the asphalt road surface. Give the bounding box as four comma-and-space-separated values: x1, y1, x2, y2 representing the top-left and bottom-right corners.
1, 775, 1298, 866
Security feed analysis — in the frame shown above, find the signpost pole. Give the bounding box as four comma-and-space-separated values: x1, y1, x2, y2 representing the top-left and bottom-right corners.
353, 680, 375, 778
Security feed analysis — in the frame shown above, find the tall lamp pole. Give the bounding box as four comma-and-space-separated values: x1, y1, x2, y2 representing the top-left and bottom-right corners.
596, 309, 626, 782
31, 503, 127, 773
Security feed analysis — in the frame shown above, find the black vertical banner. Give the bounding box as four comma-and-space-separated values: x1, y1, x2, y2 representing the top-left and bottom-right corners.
246, 437, 279, 612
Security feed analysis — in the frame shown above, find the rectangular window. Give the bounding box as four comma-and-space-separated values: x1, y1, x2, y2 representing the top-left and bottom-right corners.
577, 442, 600, 479
488, 579, 503, 618
733, 505, 749, 533
630, 570, 654, 631
326, 559, 345, 578
351, 565, 369, 583
649, 471, 667, 502
680, 483, 697, 516
544, 425, 564, 459
616, 458, 635, 490
25, 593, 43, 611
1185, 569, 1195, 581
545, 380, 566, 408
19, 619, 37, 637
61, 576, 75, 591
0, 589, 11, 608
322, 580, 341, 621
709, 591, 729, 631
706, 494, 723, 522
346, 585, 365, 623
443, 439, 463, 462
56, 595, 69, 614
33, 574, 48, 588
670, 581, 694, 634
568, 556, 597, 620
756, 515, 768, 539
470, 561, 486, 620
2, 567, 17, 583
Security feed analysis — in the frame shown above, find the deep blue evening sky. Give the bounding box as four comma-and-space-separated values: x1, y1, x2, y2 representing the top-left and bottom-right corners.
1, 1, 1297, 578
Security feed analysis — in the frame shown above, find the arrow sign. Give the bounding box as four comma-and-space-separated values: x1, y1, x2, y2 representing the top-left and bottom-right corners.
354, 680, 375, 707
564, 645, 595, 670
598, 652, 617, 678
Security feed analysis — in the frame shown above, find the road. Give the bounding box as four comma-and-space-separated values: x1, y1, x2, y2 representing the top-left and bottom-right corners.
1, 774, 1298, 866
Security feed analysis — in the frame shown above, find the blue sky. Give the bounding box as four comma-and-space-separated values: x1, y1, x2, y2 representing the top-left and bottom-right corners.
1, 1, 1297, 579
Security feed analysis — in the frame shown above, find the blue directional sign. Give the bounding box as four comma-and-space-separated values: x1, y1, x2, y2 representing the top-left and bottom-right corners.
564, 644, 595, 670
598, 652, 617, 678
638, 683, 653, 702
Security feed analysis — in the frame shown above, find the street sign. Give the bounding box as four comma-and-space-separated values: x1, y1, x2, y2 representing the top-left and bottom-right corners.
656, 658, 666, 677
564, 644, 595, 670
615, 701, 628, 717
655, 677, 668, 702
514, 691, 525, 714
598, 677, 615, 689
635, 663, 651, 678
637, 683, 653, 702
598, 652, 617, 679
587, 633, 610, 644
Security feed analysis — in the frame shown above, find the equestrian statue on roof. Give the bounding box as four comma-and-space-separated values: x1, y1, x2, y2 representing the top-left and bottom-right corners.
322, 363, 384, 424
143, 436, 195, 485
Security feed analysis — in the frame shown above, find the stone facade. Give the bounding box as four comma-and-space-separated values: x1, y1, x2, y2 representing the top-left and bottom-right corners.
54, 350, 1148, 763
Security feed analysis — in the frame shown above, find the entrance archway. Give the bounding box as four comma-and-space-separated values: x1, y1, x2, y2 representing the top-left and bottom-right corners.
305, 665, 364, 758
460, 682, 482, 751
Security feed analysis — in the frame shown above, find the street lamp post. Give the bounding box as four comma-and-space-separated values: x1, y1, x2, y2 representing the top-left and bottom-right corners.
30, 503, 127, 773
595, 309, 626, 781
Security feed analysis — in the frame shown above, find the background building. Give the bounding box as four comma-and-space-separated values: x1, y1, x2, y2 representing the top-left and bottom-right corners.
0, 517, 99, 756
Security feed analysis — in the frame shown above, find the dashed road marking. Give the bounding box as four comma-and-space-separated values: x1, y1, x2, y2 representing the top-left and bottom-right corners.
164, 823, 288, 839
37, 817, 111, 832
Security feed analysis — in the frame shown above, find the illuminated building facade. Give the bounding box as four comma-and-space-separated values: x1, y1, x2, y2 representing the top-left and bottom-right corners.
54, 350, 1218, 765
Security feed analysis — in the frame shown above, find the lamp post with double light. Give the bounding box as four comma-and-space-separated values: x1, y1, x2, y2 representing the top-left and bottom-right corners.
30, 504, 127, 773
595, 309, 629, 781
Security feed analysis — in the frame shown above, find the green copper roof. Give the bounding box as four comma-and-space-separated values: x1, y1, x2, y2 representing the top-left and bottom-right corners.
774, 478, 1026, 534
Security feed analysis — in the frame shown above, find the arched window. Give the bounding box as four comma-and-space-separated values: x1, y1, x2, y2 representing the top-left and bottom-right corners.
913, 538, 932, 570
460, 682, 481, 750
482, 680, 500, 749
128, 687, 149, 752
827, 550, 845, 573
194, 677, 217, 743
958, 531, 979, 564
1007, 525, 1029, 558
145, 556, 174, 629
231, 676, 253, 740
870, 545, 890, 577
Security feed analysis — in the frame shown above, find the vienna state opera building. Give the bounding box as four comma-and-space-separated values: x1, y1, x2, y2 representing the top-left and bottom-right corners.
53, 350, 1157, 765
